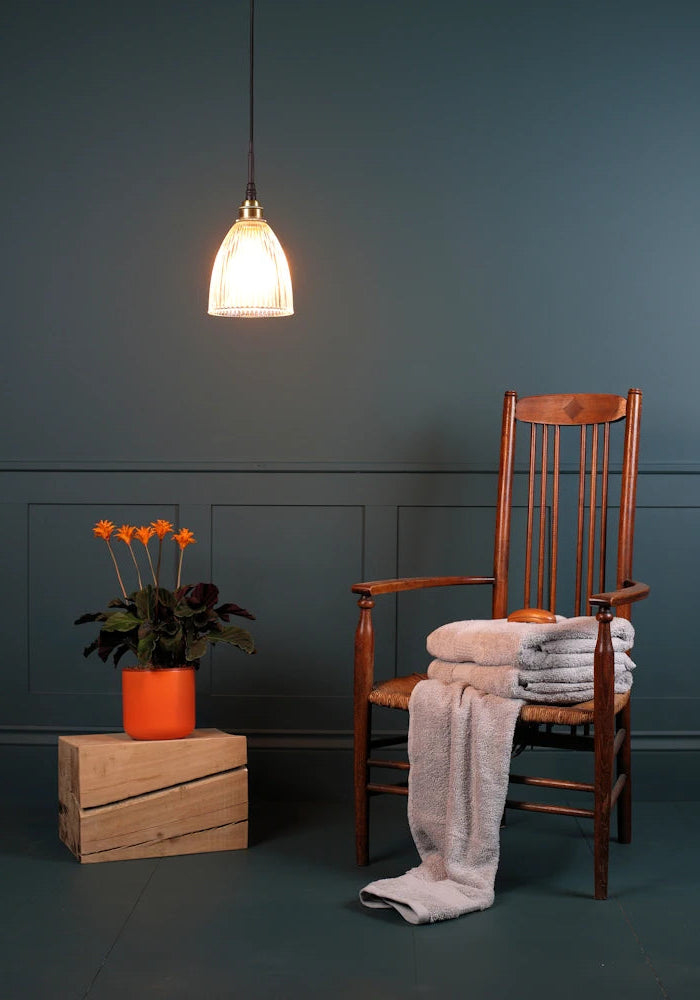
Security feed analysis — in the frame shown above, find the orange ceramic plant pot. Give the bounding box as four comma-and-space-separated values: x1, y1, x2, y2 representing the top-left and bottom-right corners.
121, 667, 195, 740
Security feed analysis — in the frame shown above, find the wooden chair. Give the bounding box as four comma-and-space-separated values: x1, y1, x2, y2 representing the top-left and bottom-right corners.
352, 389, 649, 900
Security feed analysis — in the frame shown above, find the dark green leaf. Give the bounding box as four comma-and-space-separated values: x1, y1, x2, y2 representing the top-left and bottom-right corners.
97, 629, 134, 662
74, 612, 107, 625
156, 587, 176, 609
159, 629, 184, 654
113, 644, 131, 668
137, 635, 156, 664
102, 612, 141, 633
207, 626, 255, 654
134, 587, 153, 619
186, 636, 208, 661
174, 601, 195, 618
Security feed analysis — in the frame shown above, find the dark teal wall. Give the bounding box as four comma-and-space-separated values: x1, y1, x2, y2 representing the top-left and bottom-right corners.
3, 0, 700, 464
1, 2, 698, 756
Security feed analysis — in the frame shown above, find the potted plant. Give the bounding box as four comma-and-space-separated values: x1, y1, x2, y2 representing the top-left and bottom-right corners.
76, 519, 255, 740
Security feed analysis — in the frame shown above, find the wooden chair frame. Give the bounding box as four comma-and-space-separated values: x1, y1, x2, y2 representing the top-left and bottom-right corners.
352, 389, 649, 900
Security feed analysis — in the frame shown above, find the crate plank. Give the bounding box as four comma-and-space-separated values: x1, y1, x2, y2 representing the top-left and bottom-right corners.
63, 769, 246, 855
60, 729, 246, 808
80, 820, 248, 863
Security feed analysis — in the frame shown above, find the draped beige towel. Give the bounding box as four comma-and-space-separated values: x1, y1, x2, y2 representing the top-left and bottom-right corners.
359, 680, 522, 924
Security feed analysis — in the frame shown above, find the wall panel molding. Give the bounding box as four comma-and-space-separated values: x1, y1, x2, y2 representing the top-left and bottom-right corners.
0, 466, 696, 739
3, 460, 700, 474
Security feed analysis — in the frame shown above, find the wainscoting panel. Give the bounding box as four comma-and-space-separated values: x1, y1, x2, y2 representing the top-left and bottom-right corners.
209, 504, 362, 732
395, 505, 502, 679
627, 505, 700, 731
0, 466, 697, 744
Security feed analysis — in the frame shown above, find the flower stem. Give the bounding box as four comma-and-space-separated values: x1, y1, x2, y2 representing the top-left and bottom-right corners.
176, 548, 184, 589
127, 543, 143, 589
105, 540, 127, 598
144, 543, 157, 584
154, 538, 163, 615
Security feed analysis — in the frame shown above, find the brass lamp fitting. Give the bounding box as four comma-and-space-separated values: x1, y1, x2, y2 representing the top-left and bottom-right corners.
238, 199, 264, 220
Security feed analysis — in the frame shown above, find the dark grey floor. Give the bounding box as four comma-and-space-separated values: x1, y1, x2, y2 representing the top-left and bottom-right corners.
1, 746, 697, 1000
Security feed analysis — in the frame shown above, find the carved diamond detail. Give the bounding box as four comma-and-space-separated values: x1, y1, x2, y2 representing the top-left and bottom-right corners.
563, 397, 584, 420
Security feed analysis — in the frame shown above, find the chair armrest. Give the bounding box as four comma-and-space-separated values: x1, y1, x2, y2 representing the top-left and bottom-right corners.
351, 575, 495, 597
589, 579, 650, 609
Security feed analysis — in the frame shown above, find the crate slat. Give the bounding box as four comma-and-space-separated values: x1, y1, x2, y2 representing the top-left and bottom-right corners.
79, 819, 248, 863
59, 729, 246, 807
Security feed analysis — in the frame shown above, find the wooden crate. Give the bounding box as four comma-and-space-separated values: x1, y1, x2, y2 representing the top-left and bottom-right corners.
58, 729, 248, 863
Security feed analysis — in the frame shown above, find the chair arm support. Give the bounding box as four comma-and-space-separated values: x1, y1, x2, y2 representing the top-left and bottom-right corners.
351, 575, 495, 597
588, 579, 650, 609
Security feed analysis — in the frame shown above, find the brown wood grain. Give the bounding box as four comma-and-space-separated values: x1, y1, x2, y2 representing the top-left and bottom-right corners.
79, 819, 248, 863
516, 393, 628, 425
351, 576, 495, 597
58, 730, 248, 864
59, 730, 247, 808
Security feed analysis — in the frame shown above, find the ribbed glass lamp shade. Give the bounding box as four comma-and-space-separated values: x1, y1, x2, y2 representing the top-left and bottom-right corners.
208, 218, 293, 318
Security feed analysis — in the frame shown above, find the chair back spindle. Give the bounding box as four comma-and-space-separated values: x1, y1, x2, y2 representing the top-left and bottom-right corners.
493, 391, 641, 621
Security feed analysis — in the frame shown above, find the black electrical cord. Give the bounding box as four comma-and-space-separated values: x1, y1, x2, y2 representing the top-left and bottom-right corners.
246, 0, 257, 201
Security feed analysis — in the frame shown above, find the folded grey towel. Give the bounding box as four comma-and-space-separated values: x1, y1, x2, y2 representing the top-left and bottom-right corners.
426, 618, 539, 665
519, 640, 632, 670
427, 615, 634, 670
536, 636, 631, 655
519, 650, 635, 675
428, 659, 634, 703
360, 680, 522, 923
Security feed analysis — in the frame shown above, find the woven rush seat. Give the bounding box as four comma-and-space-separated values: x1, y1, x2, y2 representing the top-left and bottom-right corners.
369, 674, 630, 726
369, 674, 427, 709
519, 690, 630, 726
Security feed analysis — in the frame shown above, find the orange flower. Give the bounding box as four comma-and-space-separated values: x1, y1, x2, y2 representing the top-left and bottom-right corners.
115, 524, 136, 544
151, 519, 174, 540
173, 528, 196, 550
134, 525, 156, 545
92, 519, 116, 540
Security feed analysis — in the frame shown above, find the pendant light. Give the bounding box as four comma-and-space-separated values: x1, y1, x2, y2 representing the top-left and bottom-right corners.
208, 0, 293, 318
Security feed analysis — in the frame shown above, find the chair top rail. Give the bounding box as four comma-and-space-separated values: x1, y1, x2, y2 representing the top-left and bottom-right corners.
516, 393, 632, 426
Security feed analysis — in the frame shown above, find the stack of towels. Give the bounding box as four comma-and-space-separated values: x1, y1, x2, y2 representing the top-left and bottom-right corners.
426, 615, 635, 703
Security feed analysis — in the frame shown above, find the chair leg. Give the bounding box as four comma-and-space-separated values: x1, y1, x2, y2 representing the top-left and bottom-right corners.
593, 609, 615, 900
617, 700, 632, 845
354, 701, 371, 866
594, 713, 616, 899
594, 795, 611, 900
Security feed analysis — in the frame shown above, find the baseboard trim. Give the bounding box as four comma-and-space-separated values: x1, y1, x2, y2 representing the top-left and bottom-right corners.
1, 726, 698, 752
